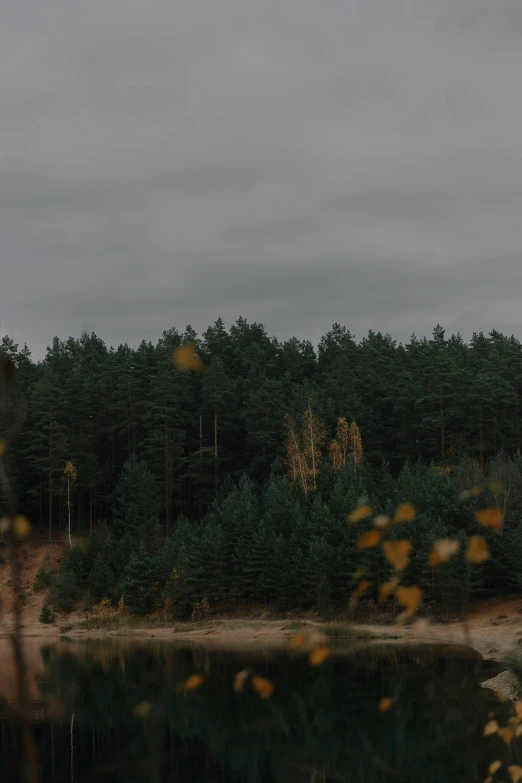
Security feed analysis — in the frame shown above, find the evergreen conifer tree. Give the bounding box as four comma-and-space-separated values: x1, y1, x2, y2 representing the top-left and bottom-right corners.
112, 457, 161, 541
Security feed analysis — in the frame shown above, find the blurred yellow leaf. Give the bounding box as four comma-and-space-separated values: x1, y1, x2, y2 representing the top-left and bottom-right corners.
459, 486, 482, 501
0, 517, 10, 534
509, 765, 522, 783
233, 670, 250, 693
180, 674, 204, 693
0, 440, 6, 456
378, 697, 394, 712
290, 631, 308, 649
348, 505, 372, 523
466, 536, 490, 563
356, 530, 381, 550
14, 515, 31, 540
379, 580, 398, 604
428, 539, 460, 567
515, 701, 522, 718
383, 540, 412, 571
134, 701, 152, 717
393, 503, 416, 523
374, 514, 391, 528
396, 586, 422, 614
498, 727, 514, 745
475, 508, 503, 531
355, 579, 371, 595
309, 646, 330, 666
429, 550, 443, 568
489, 761, 502, 775
516, 724, 522, 738
173, 342, 205, 373
489, 481, 506, 495
484, 720, 499, 736
251, 676, 274, 700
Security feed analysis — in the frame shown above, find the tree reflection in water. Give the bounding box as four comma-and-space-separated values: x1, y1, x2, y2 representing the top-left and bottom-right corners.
0, 640, 518, 783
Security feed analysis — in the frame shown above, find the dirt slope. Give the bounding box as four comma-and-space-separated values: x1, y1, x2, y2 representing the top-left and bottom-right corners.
0, 534, 80, 635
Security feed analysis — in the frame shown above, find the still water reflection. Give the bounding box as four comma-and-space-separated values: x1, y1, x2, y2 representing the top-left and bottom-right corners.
0, 639, 518, 782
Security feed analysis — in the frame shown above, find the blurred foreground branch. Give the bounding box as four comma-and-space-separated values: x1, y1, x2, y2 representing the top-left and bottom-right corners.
0, 355, 38, 783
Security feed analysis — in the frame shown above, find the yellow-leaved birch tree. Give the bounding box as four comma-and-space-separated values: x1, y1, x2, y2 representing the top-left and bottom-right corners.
285, 403, 325, 494
348, 421, 363, 475
64, 461, 77, 549
302, 402, 326, 492
329, 417, 351, 471
328, 418, 363, 474
284, 414, 309, 496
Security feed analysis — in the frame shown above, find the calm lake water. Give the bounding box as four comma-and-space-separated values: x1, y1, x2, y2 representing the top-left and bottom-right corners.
0, 639, 518, 782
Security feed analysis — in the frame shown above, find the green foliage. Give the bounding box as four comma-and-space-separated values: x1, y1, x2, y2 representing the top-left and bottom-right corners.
113, 457, 161, 541
39, 603, 55, 624
45, 456, 522, 617
60, 546, 89, 582
120, 544, 161, 615
88, 552, 115, 603
51, 548, 86, 613
33, 556, 55, 592
143, 358, 192, 531
53, 568, 80, 613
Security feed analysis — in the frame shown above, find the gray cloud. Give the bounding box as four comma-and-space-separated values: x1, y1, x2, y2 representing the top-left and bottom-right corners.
1, 0, 522, 357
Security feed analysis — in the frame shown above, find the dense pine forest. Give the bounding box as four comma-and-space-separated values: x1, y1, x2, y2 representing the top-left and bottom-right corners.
2, 319, 522, 618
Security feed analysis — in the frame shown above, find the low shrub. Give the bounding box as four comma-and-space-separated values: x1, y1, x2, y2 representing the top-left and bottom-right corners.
33, 556, 55, 592
39, 604, 55, 624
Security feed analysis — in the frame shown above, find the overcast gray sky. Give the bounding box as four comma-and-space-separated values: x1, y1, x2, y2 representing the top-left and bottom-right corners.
2, 0, 522, 356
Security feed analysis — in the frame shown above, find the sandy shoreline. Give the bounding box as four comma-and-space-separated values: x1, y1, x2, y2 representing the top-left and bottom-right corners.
2, 596, 522, 708
2, 594, 522, 662
4, 539, 522, 664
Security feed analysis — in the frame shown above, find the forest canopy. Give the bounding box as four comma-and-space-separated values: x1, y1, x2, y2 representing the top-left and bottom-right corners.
1, 319, 522, 617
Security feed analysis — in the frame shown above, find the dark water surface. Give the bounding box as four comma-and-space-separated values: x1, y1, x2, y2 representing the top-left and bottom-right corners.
0, 639, 519, 782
